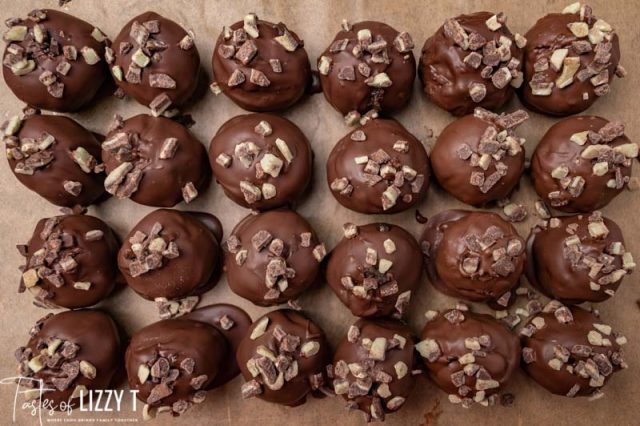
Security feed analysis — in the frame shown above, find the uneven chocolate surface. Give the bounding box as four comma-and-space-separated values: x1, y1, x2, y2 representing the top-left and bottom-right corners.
327, 118, 430, 214
430, 108, 528, 207
102, 114, 210, 207
520, 303, 627, 398
224, 209, 325, 306
212, 14, 311, 112
326, 223, 422, 318
419, 12, 524, 116
237, 309, 330, 406
416, 309, 520, 407
420, 210, 525, 305
3, 112, 105, 207
333, 318, 416, 422
318, 20, 416, 116
2, 9, 110, 112
530, 116, 635, 212
209, 113, 313, 210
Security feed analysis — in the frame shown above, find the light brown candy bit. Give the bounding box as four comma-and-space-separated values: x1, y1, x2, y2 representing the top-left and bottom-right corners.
554, 306, 574, 324
318, 55, 332, 75
149, 73, 177, 89
243, 13, 259, 38
485, 14, 502, 31
182, 182, 198, 203
250, 317, 269, 340
149, 93, 172, 117
614, 143, 639, 158
469, 82, 487, 102
22, 269, 39, 288
250, 69, 270, 87
262, 183, 276, 199
588, 221, 609, 238
416, 338, 441, 362
259, 153, 283, 178
179, 34, 194, 50
73, 281, 92, 291
491, 67, 511, 89
365, 72, 392, 88
381, 186, 400, 210
443, 18, 469, 49
62, 180, 82, 196
104, 162, 133, 194
254, 120, 272, 136
228, 69, 245, 87
235, 40, 258, 65
503, 203, 527, 222
269, 59, 282, 73
159, 137, 179, 160
301, 341, 320, 357
274, 28, 299, 52
312, 244, 327, 262
556, 57, 581, 88
393, 31, 414, 53
241, 379, 262, 399
343, 223, 358, 239
240, 180, 262, 203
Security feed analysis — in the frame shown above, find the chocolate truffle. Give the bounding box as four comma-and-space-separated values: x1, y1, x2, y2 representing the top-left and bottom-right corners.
223, 209, 325, 306
416, 308, 520, 407
15, 310, 122, 409
526, 211, 635, 304
419, 12, 525, 116
520, 3, 624, 116
327, 118, 430, 214
2, 9, 110, 112
118, 209, 222, 309
102, 114, 210, 207
237, 309, 330, 405
3, 112, 105, 207
126, 318, 227, 417
111, 11, 200, 114
530, 116, 636, 213
333, 319, 416, 422
520, 302, 628, 398
420, 210, 525, 306
318, 20, 416, 116
430, 108, 528, 207
209, 113, 312, 210
326, 223, 422, 318
18, 213, 120, 309
211, 13, 311, 111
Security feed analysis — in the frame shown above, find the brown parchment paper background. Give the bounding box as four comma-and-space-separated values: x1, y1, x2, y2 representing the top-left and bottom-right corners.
0, 0, 639, 424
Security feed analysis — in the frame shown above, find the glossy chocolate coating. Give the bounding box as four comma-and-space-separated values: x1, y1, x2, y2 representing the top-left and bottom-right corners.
419, 12, 523, 116
420, 210, 525, 304
326, 223, 422, 318
2, 9, 110, 112
318, 21, 416, 115
209, 113, 313, 210
118, 209, 222, 301
212, 15, 311, 111
530, 116, 633, 213
326, 118, 430, 214
6, 113, 105, 207
224, 209, 324, 306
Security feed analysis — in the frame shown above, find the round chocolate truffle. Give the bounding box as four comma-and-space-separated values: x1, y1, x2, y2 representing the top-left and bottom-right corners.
118, 209, 222, 304
15, 310, 122, 409
126, 318, 227, 416
212, 13, 311, 112
223, 209, 325, 306
111, 11, 200, 114
416, 308, 520, 407
237, 309, 331, 405
530, 116, 636, 213
4, 112, 105, 207
430, 108, 528, 207
520, 303, 628, 398
326, 223, 422, 318
419, 12, 524, 116
420, 210, 525, 306
19, 213, 120, 309
317, 20, 416, 116
102, 114, 210, 207
2, 9, 110, 112
526, 211, 634, 304
519, 4, 623, 116
327, 118, 430, 214
333, 319, 415, 422
209, 113, 312, 210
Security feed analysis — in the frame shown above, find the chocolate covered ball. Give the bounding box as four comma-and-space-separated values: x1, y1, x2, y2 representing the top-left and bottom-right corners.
327, 118, 430, 214
212, 13, 311, 111
18, 213, 120, 309
420, 210, 525, 306
237, 309, 330, 405
519, 3, 624, 116
318, 20, 416, 116
3, 112, 105, 207
15, 310, 123, 409
430, 108, 528, 207
526, 211, 635, 304
520, 303, 628, 398
333, 319, 416, 422
209, 113, 312, 210
102, 114, 210, 207
2, 9, 110, 112
223, 209, 325, 306
530, 116, 636, 213
111, 11, 200, 114
326, 223, 422, 318
416, 308, 520, 407
419, 12, 524, 116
